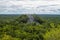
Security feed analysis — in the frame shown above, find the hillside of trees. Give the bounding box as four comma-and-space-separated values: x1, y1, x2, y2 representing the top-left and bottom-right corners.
0, 14, 60, 40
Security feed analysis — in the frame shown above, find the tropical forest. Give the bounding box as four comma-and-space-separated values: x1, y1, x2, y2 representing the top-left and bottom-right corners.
0, 14, 60, 40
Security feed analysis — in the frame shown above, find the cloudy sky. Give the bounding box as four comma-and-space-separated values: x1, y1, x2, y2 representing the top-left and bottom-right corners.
0, 0, 60, 14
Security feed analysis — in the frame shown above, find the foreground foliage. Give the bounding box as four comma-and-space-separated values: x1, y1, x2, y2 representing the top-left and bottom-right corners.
44, 28, 60, 40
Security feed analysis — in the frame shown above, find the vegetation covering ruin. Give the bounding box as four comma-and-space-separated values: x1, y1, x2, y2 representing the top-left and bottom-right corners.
0, 14, 60, 40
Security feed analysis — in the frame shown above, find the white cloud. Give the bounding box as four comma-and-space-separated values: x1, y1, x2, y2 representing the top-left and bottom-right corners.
0, 1, 60, 7
0, 0, 60, 1
0, 0, 60, 14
